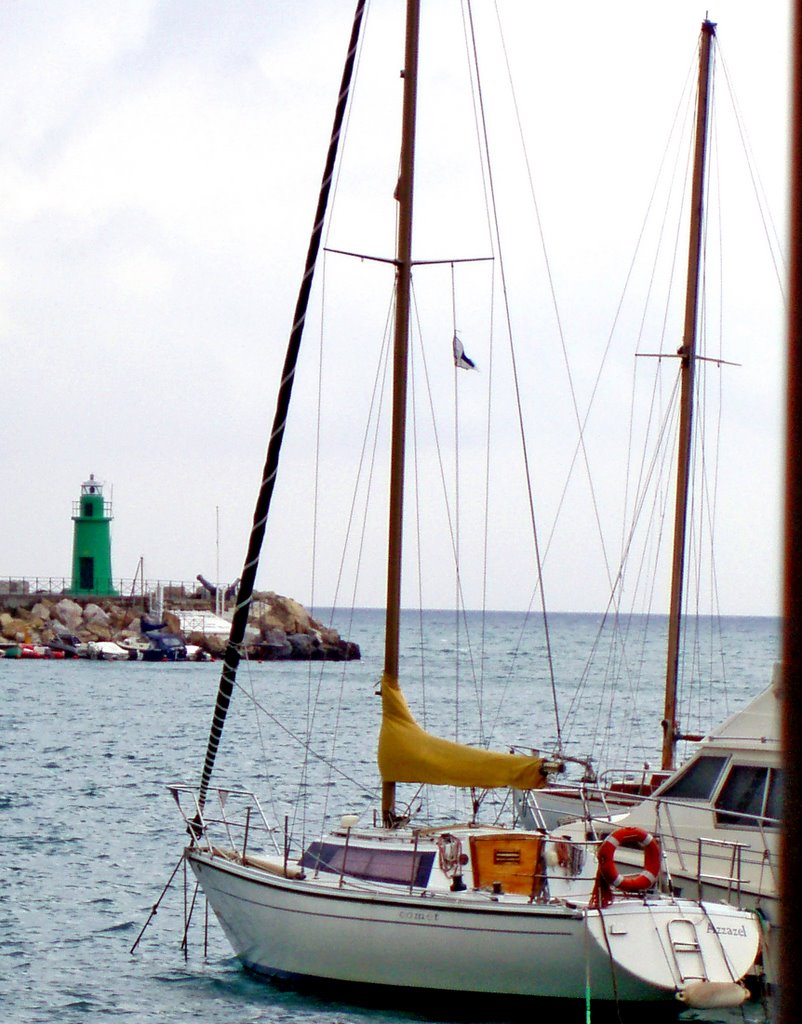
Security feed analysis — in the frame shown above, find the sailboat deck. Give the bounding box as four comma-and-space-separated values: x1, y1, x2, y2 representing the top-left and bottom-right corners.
189, 841, 681, 916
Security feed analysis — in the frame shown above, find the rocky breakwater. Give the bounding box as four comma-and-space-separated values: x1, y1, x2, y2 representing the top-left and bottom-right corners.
0, 597, 138, 651
235, 591, 360, 662
0, 592, 360, 662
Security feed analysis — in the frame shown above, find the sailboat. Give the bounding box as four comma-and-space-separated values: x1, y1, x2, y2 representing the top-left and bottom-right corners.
516, 16, 782, 953
516, 10, 709, 805
514, 14, 781, 991
170, 3, 762, 1013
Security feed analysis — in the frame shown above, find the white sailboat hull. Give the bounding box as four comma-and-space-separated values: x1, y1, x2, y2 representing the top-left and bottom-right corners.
187, 849, 758, 1005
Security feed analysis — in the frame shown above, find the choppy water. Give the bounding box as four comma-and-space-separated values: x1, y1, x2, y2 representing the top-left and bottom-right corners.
0, 611, 780, 1023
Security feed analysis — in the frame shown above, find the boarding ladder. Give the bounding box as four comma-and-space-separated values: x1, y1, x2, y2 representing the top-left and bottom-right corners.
666, 919, 707, 983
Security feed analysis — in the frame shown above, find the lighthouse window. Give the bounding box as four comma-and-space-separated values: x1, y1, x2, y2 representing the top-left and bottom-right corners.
84, 502, 94, 516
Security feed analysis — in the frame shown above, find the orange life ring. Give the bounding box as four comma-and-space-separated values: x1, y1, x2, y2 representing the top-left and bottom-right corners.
597, 826, 661, 893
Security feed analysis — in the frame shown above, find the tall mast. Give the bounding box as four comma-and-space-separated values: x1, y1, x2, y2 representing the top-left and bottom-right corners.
662, 20, 716, 771
382, 0, 420, 824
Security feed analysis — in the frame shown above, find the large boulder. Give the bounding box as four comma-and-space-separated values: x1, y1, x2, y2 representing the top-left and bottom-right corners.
251, 628, 292, 660
259, 592, 320, 636
288, 632, 324, 660
200, 633, 227, 657
83, 603, 110, 629
324, 639, 361, 661
1, 615, 30, 641
31, 601, 51, 621
164, 611, 183, 636
122, 609, 141, 629
85, 622, 112, 641
105, 604, 130, 630
53, 598, 84, 632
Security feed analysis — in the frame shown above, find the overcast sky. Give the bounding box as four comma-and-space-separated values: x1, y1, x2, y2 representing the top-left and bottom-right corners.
0, 0, 791, 616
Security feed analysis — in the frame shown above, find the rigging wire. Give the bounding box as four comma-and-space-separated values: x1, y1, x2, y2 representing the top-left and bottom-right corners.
251, 9, 397, 829
451, 262, 462, 744
489, 35, 699, 761
233, 674, 379, 801
296, 0, 373, 843
466, 0, 563, 751
717, 43, 788, 303
446, 264, 494, 753
307, 286, 395, 835
600, 73, 698, 762
457, 0, 499, 730
194, 0, 368, 818
409, 340, 429, 729
240, 654, 280, 828
490, 7, 687, 629
560, 24, 783, 762
301, 247, 330, 844
559, 371, 682, 756
409, 280, 484, 740
552, 32, 726, 761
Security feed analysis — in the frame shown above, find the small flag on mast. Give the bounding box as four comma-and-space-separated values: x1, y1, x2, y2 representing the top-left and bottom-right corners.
453, 334, 476, 371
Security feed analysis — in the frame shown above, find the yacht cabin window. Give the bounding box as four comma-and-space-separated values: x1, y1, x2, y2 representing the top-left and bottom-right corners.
714, 765, 782, 828
765, 768, 783, 824
657, 755, 727, 800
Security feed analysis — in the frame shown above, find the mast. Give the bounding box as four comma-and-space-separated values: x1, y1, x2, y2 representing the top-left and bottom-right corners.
661, 20, 716, 771
382, 0, 420, 825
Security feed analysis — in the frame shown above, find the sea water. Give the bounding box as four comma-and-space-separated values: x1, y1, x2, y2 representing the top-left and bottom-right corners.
0, 611, 780, 1024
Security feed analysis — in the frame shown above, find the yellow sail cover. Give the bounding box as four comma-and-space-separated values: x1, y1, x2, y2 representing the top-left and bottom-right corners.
378, 676, 548, 790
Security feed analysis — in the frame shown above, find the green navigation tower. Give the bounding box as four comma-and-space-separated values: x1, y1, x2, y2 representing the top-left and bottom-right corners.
70, 474, 118, 595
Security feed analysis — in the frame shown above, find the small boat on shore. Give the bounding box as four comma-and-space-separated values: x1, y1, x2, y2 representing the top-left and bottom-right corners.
47, 633, 82, 658
85, 640, 130, 661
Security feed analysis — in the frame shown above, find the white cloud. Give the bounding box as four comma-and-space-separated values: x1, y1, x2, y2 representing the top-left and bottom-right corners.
0, 0, 790, 617
105, 246, 174, 299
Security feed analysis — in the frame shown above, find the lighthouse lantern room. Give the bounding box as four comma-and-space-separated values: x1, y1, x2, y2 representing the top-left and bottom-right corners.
70, 474, 118, 595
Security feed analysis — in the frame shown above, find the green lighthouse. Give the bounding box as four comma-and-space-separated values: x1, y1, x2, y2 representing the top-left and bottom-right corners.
70, 474, 118, 595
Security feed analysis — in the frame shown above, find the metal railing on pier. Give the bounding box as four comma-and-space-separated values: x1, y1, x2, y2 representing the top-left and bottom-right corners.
0, 576, 209, 603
